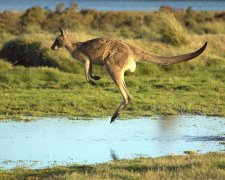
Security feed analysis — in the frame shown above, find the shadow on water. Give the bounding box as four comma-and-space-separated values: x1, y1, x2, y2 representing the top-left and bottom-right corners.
110, 149, 119, 161
185, 136, 225, 142
0, 115, 224, 169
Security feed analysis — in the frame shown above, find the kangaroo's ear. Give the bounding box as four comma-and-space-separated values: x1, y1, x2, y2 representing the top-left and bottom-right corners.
59, 28, 64, 35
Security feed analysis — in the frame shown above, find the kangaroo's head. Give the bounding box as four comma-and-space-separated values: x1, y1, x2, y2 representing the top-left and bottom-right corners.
51, 28, 69, 50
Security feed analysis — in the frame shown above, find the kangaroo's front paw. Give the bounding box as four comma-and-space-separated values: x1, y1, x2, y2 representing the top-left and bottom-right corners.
91, 75, 101, 80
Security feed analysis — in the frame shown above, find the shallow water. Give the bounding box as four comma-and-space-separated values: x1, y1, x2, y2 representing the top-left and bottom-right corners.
0, 116, 224, 169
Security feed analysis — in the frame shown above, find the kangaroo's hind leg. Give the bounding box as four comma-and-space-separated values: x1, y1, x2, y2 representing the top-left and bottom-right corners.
104, 65, 131, 123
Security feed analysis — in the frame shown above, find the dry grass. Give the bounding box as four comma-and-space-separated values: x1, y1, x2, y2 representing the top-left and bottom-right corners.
156, 12, 188, 46
0, 153, 224, 180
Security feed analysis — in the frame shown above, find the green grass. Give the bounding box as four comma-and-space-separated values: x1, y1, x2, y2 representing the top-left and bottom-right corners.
0, 153, 224, 180
0, 32, 224, 120
0, 59, 12, 71
0, 12, 224, 120
0, 62, 224, 120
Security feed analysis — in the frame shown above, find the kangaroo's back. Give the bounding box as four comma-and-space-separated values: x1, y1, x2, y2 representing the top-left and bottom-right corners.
77, 38, 134, 65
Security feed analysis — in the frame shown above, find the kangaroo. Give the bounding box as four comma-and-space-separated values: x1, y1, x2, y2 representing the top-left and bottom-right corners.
51, 28, 207, 123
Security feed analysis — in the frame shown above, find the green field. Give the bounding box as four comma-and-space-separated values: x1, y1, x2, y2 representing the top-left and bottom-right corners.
0, 63, 224, 120
0, 6, 224, 120
0, 34, 224, 120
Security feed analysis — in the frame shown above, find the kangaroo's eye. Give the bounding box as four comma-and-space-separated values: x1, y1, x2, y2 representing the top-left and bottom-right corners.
56, 38, 64, 46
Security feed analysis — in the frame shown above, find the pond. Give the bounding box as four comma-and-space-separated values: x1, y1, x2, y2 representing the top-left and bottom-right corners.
0, 115, 224, 169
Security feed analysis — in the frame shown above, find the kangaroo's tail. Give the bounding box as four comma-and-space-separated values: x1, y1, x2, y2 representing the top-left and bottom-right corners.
128, 42, 207, 65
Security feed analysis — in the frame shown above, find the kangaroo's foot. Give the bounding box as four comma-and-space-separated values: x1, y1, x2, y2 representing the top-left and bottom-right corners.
110, 112, 120, 123
91, 75, 101, 80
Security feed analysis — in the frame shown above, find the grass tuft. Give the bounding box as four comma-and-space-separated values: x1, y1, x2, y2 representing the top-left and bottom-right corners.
157, 12, 188, 46
0, 59, 12, 71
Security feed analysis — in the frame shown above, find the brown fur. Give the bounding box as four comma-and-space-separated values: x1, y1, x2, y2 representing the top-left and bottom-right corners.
51, 28, 207, 123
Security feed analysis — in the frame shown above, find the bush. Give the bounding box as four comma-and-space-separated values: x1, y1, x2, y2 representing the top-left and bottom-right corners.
20, 6, 46, 26
0, 11, 20, 33
157, 12, 188, 46
0, 34, 83, 73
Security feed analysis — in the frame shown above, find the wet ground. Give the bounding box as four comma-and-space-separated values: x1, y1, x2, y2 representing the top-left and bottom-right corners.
0, 115, 224, 169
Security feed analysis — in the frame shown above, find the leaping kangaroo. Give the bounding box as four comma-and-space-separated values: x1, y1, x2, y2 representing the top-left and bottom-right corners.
51, 28, 207, 123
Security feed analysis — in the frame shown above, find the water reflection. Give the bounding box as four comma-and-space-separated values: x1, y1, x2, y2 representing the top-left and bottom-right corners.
0, 116, 224, 169
110, 149, 119, 161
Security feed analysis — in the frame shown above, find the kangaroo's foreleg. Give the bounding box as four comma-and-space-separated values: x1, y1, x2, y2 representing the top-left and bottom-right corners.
89, 63, 101, 80
105, 65, 131, 123
84, 60, 96, 85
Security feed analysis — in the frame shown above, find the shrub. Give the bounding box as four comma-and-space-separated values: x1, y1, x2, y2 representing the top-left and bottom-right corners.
0, 34, 83, 73
157, 12, 188, 46
43, 5, 84, 32
0, 11, 20, 33
20, 6, 46, 26
56, 3, 64, 13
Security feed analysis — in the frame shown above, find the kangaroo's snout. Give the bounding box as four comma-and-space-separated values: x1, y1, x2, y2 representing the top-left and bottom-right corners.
51, 35, 64, 50
51, 45, 58, 50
